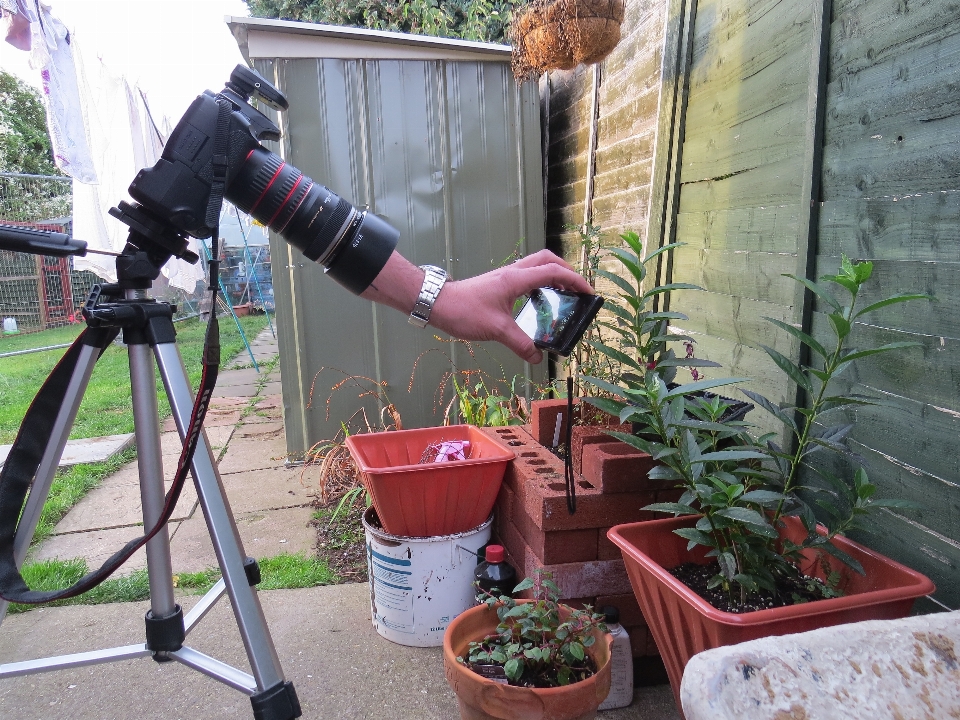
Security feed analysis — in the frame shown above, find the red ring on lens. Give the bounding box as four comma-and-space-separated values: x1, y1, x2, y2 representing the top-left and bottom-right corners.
247, 161, 285, 215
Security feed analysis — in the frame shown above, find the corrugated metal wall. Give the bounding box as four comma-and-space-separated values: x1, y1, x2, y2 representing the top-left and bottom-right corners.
252, 55, 546, 453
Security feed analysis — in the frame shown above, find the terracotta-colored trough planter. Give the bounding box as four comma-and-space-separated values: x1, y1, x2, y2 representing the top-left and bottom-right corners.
607, 515, 936, 714
443, 600, 613, 720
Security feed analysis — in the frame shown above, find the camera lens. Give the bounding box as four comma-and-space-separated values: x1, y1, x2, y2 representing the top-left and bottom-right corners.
228, 147, 356, 265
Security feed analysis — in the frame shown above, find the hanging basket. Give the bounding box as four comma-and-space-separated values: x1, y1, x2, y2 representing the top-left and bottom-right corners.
511, 0, 625, 81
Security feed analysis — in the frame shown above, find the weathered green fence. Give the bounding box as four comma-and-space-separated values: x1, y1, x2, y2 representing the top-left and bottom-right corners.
545, 0, 960, 610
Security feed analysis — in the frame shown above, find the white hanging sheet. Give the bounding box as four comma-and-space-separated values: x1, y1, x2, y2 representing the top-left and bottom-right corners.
70, 44, 204, 291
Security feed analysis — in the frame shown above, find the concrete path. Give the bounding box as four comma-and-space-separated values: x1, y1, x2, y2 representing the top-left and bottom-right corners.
0, 325, 680, 719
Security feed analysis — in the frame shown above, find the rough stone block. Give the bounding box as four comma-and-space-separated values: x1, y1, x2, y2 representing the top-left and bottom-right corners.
572, 424, 631, 475
581, 441, 658, 494
681, 611, 960, 720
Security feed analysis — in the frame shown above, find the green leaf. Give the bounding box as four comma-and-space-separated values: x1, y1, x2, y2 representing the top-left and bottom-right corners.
697, 449, 769, 463
595, 267, 637, 297
641, 283, 702, 302
840, 342, 922, 364
741, 490, 787, 505
783, 274, 841, 311
854, 293, 933, 319
513, 578, 534, 593
717, 551, 737, 580
644, 502, 699, 515
642, 241, 683, 265
504, 658, 523, 681
673, 527, 715, 546
765, 318, 829, 360
761, 344, 813, 393
820, 541, 865, 576
740, 389, 798, 433
664, 378, 751, 399
715, 507, 778, 537
828, 313, 851, 341
586, 339, 643, 371
608, 248, 644, 284
568, 641, 585, 661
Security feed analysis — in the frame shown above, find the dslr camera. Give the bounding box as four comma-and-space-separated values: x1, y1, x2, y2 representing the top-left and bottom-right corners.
127, 65, 398, 294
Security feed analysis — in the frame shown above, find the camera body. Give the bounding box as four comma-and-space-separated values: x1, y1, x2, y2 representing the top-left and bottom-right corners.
127, 65, 398, 294
515, 288, 604, 356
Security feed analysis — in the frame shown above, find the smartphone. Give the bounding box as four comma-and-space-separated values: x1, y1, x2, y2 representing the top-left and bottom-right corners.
514, 288, 604, 357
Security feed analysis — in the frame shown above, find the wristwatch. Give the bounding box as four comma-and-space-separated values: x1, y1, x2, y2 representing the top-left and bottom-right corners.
408, 265, 448, 327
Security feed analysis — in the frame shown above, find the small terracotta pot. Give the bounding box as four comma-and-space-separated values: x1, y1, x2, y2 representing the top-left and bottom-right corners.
443, 601, 613, 720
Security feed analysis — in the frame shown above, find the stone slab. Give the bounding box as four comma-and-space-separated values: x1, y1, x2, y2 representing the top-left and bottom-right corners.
219, 465, 315, 514
217, 434, 290, 474
0, 433, 134, 470
158, 426, 234, 457
169, 506, 315, 573
212, 383, 259, 398
0, 584, 680, 720
53, 472, 197, 534
681, 610, 960, 720
216, 367, 263, 387
32, 522, 179, 572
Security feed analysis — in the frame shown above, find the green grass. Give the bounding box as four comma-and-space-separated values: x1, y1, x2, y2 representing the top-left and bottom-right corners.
0, 314, 269, 444
8, 552, 335, 613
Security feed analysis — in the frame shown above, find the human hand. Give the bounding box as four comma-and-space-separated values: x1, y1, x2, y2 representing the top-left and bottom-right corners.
429, 249, 593, 364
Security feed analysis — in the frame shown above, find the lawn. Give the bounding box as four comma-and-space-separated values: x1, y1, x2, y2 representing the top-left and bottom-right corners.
0, 313, 271, 444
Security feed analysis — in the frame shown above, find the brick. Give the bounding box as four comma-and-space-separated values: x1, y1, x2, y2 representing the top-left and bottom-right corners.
599, 526, 624, 560
512, 499, 598, 564
486, 426, 661, 532
502, 525, 633, 598
571, 424, 631, 475
529, 398, 576, 446
625, 624, 651, 658
581, 441, 659, 493
595, 593, 645, 626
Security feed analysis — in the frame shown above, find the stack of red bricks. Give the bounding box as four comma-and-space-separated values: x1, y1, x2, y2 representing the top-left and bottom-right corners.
480, 399, 682, 663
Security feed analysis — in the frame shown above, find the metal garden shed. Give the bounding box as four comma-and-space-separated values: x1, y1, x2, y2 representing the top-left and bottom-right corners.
227, 17, 547, 455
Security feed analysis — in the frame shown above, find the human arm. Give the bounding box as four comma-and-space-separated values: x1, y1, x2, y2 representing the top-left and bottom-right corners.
360, 249, 593, 364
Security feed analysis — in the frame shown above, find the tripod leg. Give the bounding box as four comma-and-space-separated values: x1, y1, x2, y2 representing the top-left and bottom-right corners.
128, 342, 178, 620
0, 343, 100, 625
153, 343, 292, 696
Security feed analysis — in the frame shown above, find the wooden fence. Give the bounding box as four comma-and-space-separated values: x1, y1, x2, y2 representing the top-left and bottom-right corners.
544, 0, 960, 611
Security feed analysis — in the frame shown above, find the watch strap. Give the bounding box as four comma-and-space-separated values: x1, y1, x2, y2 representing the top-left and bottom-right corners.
408, 265, 448, 328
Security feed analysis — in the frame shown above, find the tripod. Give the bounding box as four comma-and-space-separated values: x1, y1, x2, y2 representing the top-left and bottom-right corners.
0, 217, 301, 719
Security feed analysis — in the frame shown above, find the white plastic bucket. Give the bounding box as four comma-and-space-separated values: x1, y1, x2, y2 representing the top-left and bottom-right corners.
2, 318, 17, 334
362, 506, 491, 647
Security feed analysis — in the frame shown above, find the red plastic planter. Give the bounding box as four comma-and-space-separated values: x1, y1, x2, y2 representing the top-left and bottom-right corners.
607, 516, 935, 714
345, 425, 514, 537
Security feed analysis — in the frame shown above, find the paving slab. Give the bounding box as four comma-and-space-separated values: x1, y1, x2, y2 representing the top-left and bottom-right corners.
53, 473, 198, 534
217, 434, 290, 475
219, 466, 315, 515
169, 506, 315, 573
217, 367, 265, 387
213, 383, 260, 398
30, 522, 178, 572
0, 433, 134, 470
158, 426, 234, 458
0, 584, 679, 720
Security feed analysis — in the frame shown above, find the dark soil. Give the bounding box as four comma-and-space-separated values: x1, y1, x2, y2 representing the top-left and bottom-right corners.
465, 656, 598, 689
671, 562, 833, 614
311, 489, 368, 584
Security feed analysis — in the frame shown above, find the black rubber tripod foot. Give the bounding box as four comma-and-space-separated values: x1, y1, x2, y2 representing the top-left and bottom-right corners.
251, 680, 301, 720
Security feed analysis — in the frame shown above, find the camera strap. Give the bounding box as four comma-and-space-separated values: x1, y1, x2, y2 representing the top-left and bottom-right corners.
0, 99, 234, 605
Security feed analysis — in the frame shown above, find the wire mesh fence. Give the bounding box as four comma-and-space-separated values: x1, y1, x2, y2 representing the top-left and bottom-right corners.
0, 175, 273, 343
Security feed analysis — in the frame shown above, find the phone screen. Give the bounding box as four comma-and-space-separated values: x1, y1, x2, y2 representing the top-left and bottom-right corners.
514, 288, 603, 356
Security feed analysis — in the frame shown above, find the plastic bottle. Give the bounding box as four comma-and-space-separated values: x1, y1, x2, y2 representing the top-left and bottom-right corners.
598, 605, 633, 710
473, 544, 517, 600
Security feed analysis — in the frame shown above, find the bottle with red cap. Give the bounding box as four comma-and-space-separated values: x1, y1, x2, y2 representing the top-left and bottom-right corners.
473, 544, 517, 600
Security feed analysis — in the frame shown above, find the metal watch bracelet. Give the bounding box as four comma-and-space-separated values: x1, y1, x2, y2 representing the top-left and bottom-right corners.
408, 264, 448, 327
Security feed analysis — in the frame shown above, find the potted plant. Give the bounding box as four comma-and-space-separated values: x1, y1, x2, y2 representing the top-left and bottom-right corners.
586, 256, 935, 709
443, 571, 613, 720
